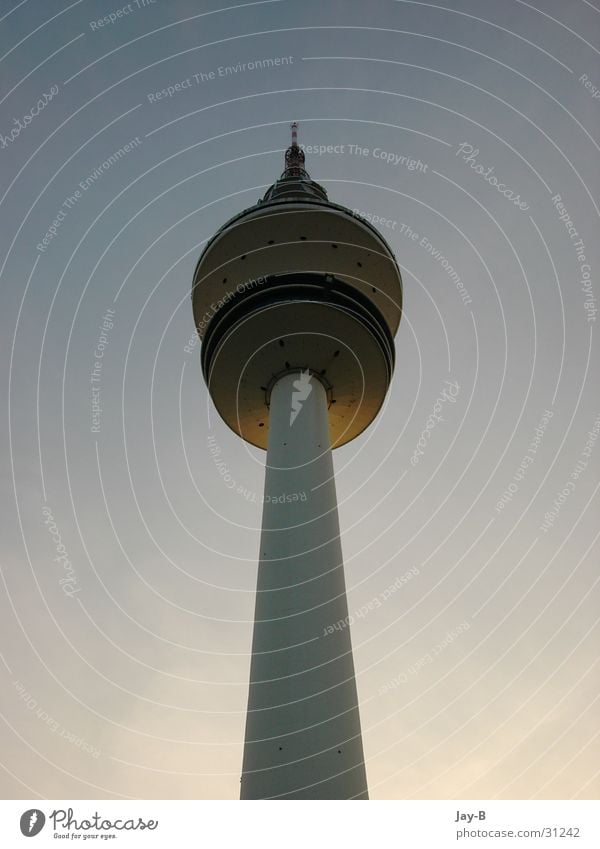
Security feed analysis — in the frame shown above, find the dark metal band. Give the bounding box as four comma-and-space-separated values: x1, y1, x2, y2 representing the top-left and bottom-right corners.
199, 272, 395, 386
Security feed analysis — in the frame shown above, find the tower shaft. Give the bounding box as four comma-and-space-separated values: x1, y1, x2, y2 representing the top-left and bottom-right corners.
240, 372, 368, 799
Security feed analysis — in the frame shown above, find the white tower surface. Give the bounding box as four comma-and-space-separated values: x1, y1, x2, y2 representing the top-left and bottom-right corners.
192, 125, 403, 799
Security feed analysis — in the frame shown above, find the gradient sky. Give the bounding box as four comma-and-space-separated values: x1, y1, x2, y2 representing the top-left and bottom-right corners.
0, 0, 598, 800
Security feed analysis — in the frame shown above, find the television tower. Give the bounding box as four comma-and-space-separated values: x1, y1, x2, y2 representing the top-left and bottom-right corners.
192, 124, 403, 799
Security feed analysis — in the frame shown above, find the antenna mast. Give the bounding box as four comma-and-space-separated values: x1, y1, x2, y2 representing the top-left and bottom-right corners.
284, 120, 307, 178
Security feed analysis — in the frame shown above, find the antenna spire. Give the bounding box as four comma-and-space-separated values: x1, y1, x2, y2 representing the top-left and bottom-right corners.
284, 121, 307, 178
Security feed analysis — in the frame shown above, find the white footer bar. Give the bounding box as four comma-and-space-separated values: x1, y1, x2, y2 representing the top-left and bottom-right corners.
1, 800, 598, 848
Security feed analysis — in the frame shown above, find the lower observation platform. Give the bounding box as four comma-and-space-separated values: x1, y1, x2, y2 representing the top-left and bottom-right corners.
201, 272, 395, 450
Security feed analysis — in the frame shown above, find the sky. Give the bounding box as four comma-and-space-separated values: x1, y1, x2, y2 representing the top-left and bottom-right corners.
0, 0, 598, 801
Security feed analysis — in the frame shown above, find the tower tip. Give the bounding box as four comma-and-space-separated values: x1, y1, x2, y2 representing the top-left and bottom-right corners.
284, 121, 306, 177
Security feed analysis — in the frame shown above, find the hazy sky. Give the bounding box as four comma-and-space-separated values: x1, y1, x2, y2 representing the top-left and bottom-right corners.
0, 0, 598, 800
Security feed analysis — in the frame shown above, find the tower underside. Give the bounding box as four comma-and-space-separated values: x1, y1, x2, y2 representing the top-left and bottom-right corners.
240, 373, 368, 799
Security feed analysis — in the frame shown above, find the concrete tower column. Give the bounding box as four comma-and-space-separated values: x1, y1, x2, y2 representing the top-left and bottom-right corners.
240, 372, 369, 799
